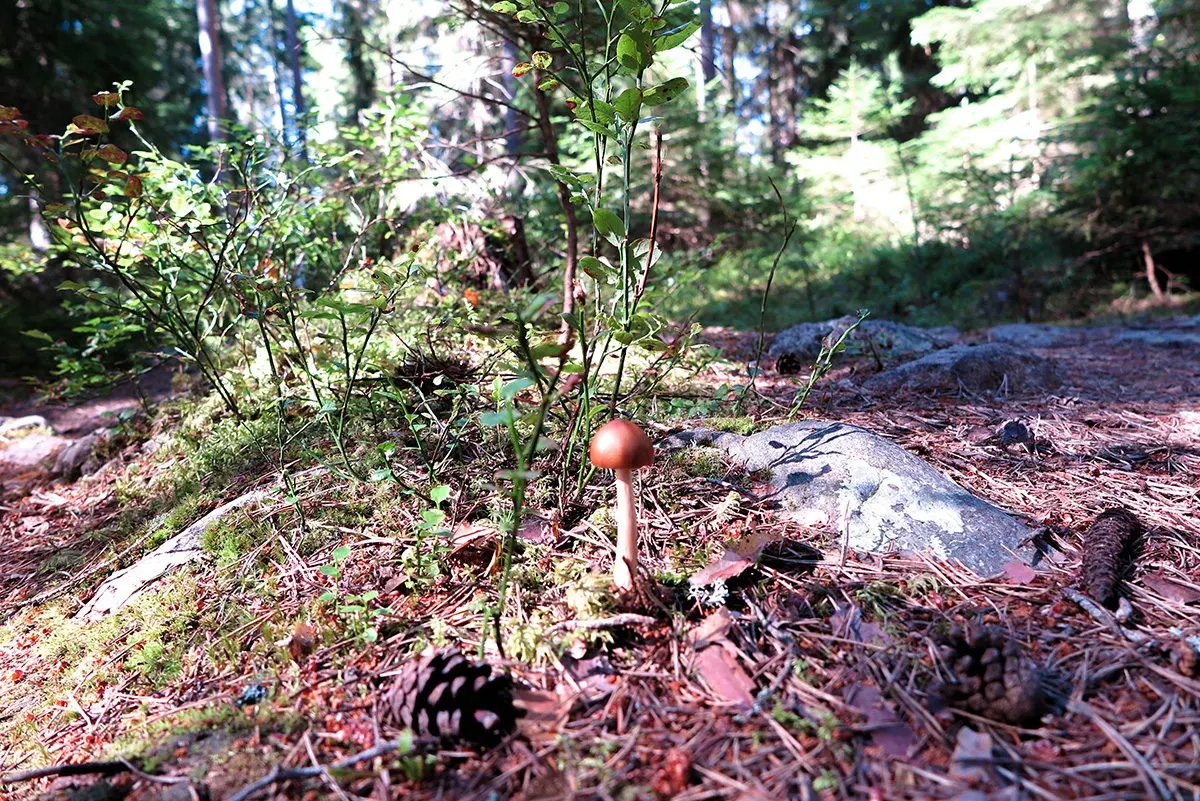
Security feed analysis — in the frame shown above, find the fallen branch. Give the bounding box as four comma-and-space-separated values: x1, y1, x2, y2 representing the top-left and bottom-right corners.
226, 740, 408, 801
3, 760, 130, 785
1063, 587, 1149, 644
547, 613, 657, 633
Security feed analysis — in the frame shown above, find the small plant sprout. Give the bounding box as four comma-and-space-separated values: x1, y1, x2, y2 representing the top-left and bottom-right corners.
588, 419, 654, 590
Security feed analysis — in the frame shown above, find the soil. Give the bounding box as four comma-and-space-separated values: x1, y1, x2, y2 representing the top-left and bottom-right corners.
0, 323, 1197, 801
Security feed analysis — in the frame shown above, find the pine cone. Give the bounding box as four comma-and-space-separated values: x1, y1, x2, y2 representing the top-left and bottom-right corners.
931, 624, 1045, 726
1080, 508, 1141, 608
384, 648, 517, 747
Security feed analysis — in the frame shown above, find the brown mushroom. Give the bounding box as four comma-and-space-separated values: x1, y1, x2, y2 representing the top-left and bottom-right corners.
589, 419, 654, 590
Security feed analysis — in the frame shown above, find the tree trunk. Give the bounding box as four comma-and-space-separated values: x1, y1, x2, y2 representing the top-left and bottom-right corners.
284, 0, 306, 158
1142, 238, 1164, 299
196, 0, 227, 143
265, 0, 290, 136
502, 38, 525, 194
342, 1, 375, 117
700, 0, 717, 110
722, 24, 739, 116
28, 194, 49, 253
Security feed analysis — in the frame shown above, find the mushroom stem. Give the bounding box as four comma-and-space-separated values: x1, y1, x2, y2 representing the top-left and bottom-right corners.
613, 467, 637, 590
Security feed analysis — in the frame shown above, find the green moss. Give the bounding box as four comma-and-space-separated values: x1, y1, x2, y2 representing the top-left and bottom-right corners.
703, 416, 759, 435
673, 447, 726, 478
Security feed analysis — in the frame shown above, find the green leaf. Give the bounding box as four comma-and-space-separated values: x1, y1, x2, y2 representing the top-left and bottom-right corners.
512, 62, 534, 77
572, 99, 615, 125
656, 20, 700, 51
616, 32, 643, 70
318, 591, 337, 603
579, 255, 615, 280
575, 119, 617, 138
642, 77, 690, 106
422, 508, 446, 527
531, 51, 553, 69
479, 409, 514, 427
318, 564, 340, 577
332, 545, 352, 561
501, 376, 536, 399
491, 0, 517, 11
538, 77, 561, 92
613, 87, 642, 123
548, 164, 582, 186
552, 1, 569, 13
430, 484, 451, 504
593, 208, 625, 241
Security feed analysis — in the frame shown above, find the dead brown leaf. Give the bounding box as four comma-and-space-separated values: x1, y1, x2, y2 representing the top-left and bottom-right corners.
846, 684, 917, 758
1002, 561, 1038, 584
1142, 571, 1200, 604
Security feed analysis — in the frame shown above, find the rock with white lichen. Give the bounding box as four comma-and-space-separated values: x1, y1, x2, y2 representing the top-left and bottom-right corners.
660, 422, 1037, 576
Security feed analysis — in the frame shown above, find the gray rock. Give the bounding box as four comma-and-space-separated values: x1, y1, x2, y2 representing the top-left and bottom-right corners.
770, 316, 957, 374
53, 429, 110, 479
76, 490, 270, 621
1110, 328, 1200, 348
987, 323, 1083, 348
0, 433, 70, 470
862, 344, 1061, 396
662, 422, 1035, 575
0, 415, 53, 435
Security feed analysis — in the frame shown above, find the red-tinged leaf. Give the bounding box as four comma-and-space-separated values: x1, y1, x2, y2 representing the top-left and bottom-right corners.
123, 175, 143, 198
1002, 561, 1038, 584
23, 134, 55, 149
846, 684, 917, 758
949, 728, 996, 783
565, 98, 578, 111
91, 189, 107, 201
450, 520, 498, 553
690, 548, 754, 588
56, 217, 77, 231
0, 105, 21, 121
107, 170, 129, 180
531, 51, 552, 69
0, 119, 29, 135
1142, 571, 1200, 604
70, 114, 109, 134
829, 603, 892, 646
112, 106, 145, 121
92, 92, 120, 108
512, 62, 534, 77
518, 514, 555, 545
692, 645, 755, 709
97, 144, 127, 164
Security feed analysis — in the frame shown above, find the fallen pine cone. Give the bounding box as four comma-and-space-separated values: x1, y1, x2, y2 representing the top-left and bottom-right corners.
1080, 507, 1141, 609
930, 623, 1045, 726
384, 648, 518, 747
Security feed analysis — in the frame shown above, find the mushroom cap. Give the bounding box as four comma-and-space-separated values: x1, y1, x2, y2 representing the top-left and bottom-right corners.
589, 419, 654, 470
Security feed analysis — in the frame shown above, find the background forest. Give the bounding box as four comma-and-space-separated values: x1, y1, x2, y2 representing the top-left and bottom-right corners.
2, 0, 1199, 380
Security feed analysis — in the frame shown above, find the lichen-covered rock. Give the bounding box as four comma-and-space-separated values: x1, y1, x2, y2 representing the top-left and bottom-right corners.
53, 428, 111, 480
660, 421, 1036, 575
769, 316, 957, 374
861, 344, 1062, 396
987, 323, 1083, 348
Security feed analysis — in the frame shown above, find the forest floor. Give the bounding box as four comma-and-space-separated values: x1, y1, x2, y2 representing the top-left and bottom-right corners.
0, 317, 1198, 801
